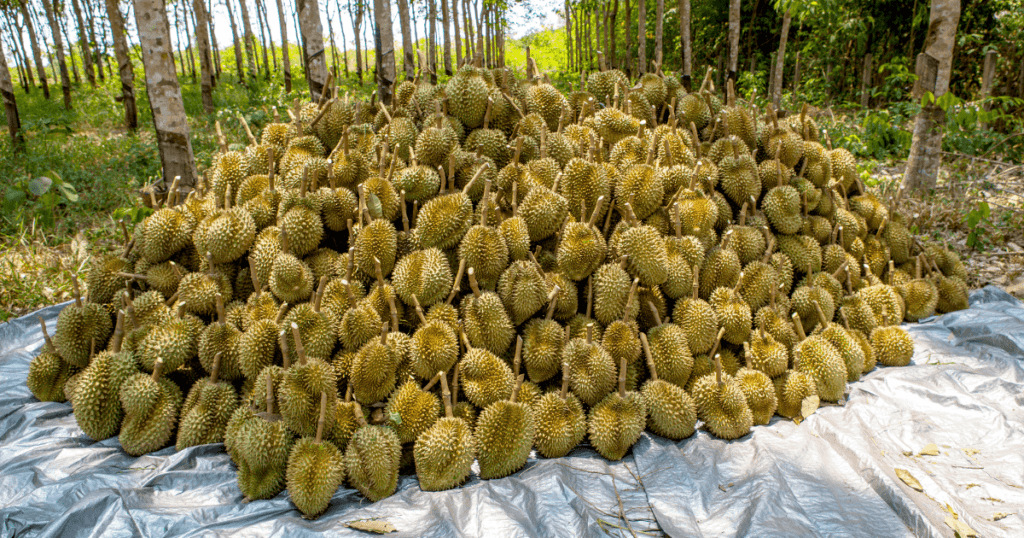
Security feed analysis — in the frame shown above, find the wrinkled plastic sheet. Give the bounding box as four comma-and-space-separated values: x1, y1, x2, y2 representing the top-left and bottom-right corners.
1, 287, 1022, 537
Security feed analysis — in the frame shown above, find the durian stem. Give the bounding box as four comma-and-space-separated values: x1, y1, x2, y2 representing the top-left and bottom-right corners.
733, 272, 745, 293
344, 383, 352, 403
411, 295, 427, 324
739, 201, 748, 227
707, 327, 726, 365
839, 308, 852, 331
586, 323, 594, 345
353, 401, 369, 427
214, 121, 227, 153
689, 122, 702, 158
512, 136, 524, 166
37, 316, 56, 353
846, 270, 854, 294
812, 300, 829, 328
511, 373, 524, 403
266, 374, 276, 414
248, 257, 261, 298
267, 148, 276, 192
215, 293, 226, 325
663, 137, 674, 168
276, 303, 289, 324
743, 342, 751, 369
379, 321, 389, 346
648, 301, 663, 326
452, 362, 461, 405
876, 217, 888, 240
463, 162, 490, 195
70, 274, 83, 308
387, 295, 400, 332
545, 286, 561, 321
640, 332, 657, 381
832, 260, 849, 281
291, 323, 306, 365
673, 203, 682, 238
501, 91, 526, 118
762, 237, 776, 264
792, 313, 807, 341
437, 369, 455, 418
623, 278, 640, 321
448, 155, 457, 193
116, 272, 148, 280
211, 352, 222, 383
880, 305, 890, 326
373, 257, 386, 291
315, 391, 328, 444
586, 276, 595, 319
603, 200, 617, 235
467, 267, 482, 298
176, 301, 186, 319
692, 265, 701, 300
151, 358, 164, 382
480, 179, 492, 226
618, 356, 627, 398
279, 228, 291, 255
109, 310, 124, 353
448, 259, 467, 304
423, 370, 443, 392
727, 78, 736, 108
238, 114, 257, 145
313, 276, 328, 313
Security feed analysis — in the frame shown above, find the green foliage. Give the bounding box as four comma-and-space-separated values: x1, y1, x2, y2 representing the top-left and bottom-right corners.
2, 170, 79, 230
964, 201, 992, 250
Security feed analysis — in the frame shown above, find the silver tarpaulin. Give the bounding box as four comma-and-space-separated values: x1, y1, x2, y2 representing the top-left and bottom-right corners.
1, 287, 1021, 537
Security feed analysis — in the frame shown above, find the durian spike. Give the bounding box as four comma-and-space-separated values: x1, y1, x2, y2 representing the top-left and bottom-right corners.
411, 294, 427, 324
37, 317, 55, 353
560, 362, 570, 400
692, 265, 701, 300
447, 259, 467, 304
291, 323, 307, 365
215, 293, 226, 325
544, 286, 561, 321
510, 374, 525, 403
792, 312, 807, 341
689, 122, 702, 157
622, 278, 640, 321
467, 267, 483, 298
513, 335, 524, 378
648, 301, 663, 326
586, 323, 594, 345
839, 308, 852, 331
811, 300, 830, 328
152, 358, 164, 382
463, 162, 490, 195
832, 260, 849, 281
480, 179, 492, 225
353, 401, 369, 427
439, 371, 454, 418
266, 373, 277, 414
586, 276, 595, 319
387, 294, 399, 332
70, 274, 83, 308
315, 391, 328, 444
313, 276, 328, 313
617, 356, 627, 398
211, 352, 222, 383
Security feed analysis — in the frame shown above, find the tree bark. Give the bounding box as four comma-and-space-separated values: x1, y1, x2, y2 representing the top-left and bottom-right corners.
396, 0, 413, 78
452, 0, 460, 67
261, 0, 277, 71
727, 0, 740, 82
338, 0, 349, 75
0, 41, 24, 150
59, 9, 81, 85
236, 0, 258, 81
208, 0, 222, 79
104, 0, 138, 129
10, 14, 35, 90
373, 0, 395, 104
680, 0, 690, 88
226, 0, 245, 82
21, 1, 50, 99
70, 0, 96, 86
297, 0, 329, 100
860, 53, 873, 108
350, 0, 364, 83
623, 0, 631, 74
463, 0, 473, 61
326, 3, 339, 72
86, 0, 105, 82
194, 0, 215, 112
441, 0, 451, 75
133, 0, 199, 190
655, 0, 663, 68
40, 0, 72, 109
902, 0, 961, 194
183, 1, 198, 82
428, 0, 437, 81
275, 0, 292, 91
770, 7, 790, 110
255, 0, 272, 77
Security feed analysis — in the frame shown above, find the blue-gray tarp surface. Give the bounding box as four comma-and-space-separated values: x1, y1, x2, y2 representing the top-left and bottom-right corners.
1, 287, 1021, 537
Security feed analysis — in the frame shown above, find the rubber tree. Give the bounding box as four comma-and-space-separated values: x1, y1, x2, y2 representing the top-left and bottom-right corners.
728, 0, 740, 82
373, 0, 395, 104
194, 0, 215, 112
274, 0, 292, 91
19, 0, 50, 99
0, 40, 24, 149
679, 0, 691, 89
39, 0, 72, 109
69, 0, 96, 86
397, 0, 413, 79
297, 0, 329, 101
638, 0, 646, 73
770, 0, 797, 109
236, 0, 258, 80
902, 0, 961, 194
103, 0, 138, 129
225, 0, 245, 82
133, 0, 199, 191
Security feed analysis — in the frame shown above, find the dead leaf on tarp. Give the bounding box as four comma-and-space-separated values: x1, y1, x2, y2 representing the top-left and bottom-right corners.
345, 519, 398, 534
896, 469, 924, 492
963, 448, 981, 456
992, 512, 1011, 521
945, 516, 978, 537
801, 395, 820, 419
920, 443, 940, 456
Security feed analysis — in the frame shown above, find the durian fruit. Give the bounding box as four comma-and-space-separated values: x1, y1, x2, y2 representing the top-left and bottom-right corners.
339, 287, 385, 351
726, 202, 767, 266
519, 174, 569, 242
225, 374, 294, 501
700, 232, 742, 299
662, 205, 698, 300
465, 98, 511, 168
53, 276, 113, 368
476, 340, 536, 479
593, 257, 640, 325
458, 325, 515, 407
871, 307, 914, 367
710, 276, 753, 346
281, 278, 335, 365
239, 303, 286, 379
287, 392, 345, 517
414, 104, 459, 168
735, 355, 778, 426
280, 324, 340, 435
839, 309, 877, 374
500, 183, 532, 261
193, 186, 257, 264
521, 286, 566, 383
458, 179, 509, 288
645, 302, 694, 388
140, 206, 192, 264
385, 372, 442, 444
118, 359, 184, 456
737, 236, 779, 313
616, 147, 665, 220
394, 247, 453, 307
565, 323, 617, 406
343, 399, 401, 501
71, 312, 137, 439
416, 163, 485, 249
414, 370, 477, 491
639, 333, 696, 440
409, 295, 460, 379
747, 321, 789, 379
791, 313, 847, 403
177, 254, 234, 317
28, 317, 76, 402
588, 356, 647, 460
498, 258, 549, 326
85, 253, 130, 305
350, 322, 399, 405
602, 279, 642, 366
672, 265, 720, 355
278, 171, 324, 257
926, 255, 968, 314
773, 369, 820, 420
900, 255, 939, 322
557, 197, 608, 281
197, 293, 244, 381
447, 64, 492, 129
618, 202, 670, 287
269, 229, 315, 303
532, 360, 587, 458
462, 267, 515, 354
353, 198, 398, 279
329, 127, 370, 189
690, 351, 753, 440
810, 300, 865, 383
176, 352, 240, 450
718, 137, 760, 206
138, 302, 202, 373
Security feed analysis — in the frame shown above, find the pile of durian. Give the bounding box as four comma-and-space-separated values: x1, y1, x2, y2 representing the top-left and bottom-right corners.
26, 60, 971, 517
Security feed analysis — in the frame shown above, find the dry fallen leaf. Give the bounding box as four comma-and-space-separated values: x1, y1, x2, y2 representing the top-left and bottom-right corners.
963, 448, 981, 456
920, 443, 940, 456
992, 512, 1010, 521
345, 519, 398, 534
801, 395, 820, 419
896, 469, 924, 492
944, 516, 978, 537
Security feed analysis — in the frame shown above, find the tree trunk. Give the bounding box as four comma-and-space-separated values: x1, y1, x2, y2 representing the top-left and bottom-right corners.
373, 0, 395, 104
428, 0, 437, 81
261, 0, 277, 71
727, 0, 740, 82
623, 0, 631, 74
680, 0, 690, 88
860, 53, 873, 108
4, 28, 30, 92
255, 0, 272, 78
1018, 47, 1024, 98
208, 0, 222, 79
183, 2, 198, 82
902, 0, 961, 194
441, 0, 451, 75
193, 0, 215, 112
770, 7, 790, 110
793, 51, 801, 89
338, 0, 349, 76
70, 0, 96, 86
275, 0, 292, 91
463, 0, 473, 61
452, 0, 460, 67
294, 9, 306, 67
350, 0, 364, 83
226, 0, 245, 83
326, 5, 339, 72
86, 0, 105, 82
0, 42, 24, 150
655, 0, 663, 68
133, 0, 198, 191
40, 0, 72, 109
104, 0, 138, 129
363, 2, 370, 75
20, 1, 50, 99
497, 6, 504, 67
237, 0, 258, 81
172, 2, 185, 76
297, 0, 329, 100
11, 15, 35, 90
60, 10, 81, 85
